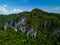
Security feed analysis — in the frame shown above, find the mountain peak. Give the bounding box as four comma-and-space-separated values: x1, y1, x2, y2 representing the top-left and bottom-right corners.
31, 8, 44, 12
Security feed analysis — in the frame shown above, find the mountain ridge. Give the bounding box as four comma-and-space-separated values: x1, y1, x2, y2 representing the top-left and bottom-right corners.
0, 8, 60, 45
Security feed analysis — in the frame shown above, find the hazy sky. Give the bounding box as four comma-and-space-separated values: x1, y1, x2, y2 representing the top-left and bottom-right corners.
0, 0, 60, 14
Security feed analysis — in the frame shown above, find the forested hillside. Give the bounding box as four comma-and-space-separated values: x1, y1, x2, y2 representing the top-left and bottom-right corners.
0, 8, 60, 45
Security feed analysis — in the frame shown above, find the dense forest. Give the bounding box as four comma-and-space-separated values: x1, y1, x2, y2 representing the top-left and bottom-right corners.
0, 8, 60, 45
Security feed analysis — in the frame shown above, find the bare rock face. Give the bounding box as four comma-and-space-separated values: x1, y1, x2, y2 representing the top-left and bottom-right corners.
27, 28, 37, 38
4, 22, 8, 30
50, 28, 60, 37
4, 16, 26, 30
20, 16, 26, 25
4, 19, 14, 30
44, 20, 48, 28
19, 25, 26, 32
4, 16, 37, 38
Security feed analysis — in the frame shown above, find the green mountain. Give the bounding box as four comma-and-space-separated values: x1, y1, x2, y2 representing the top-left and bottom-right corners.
0, 8, 60, 45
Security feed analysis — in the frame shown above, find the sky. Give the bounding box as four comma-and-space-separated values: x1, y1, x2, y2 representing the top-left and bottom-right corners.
0, 0, 60, 14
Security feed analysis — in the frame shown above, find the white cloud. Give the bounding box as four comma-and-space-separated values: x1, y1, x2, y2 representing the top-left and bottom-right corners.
43, 7, 60, 13
8, 9, 23, 14
13, 8, 22, 12
3, 5, 7, 7
50, 7, 60, 13
0, 5, 23, 14
53, 7, 60, 10
8, 8, 23, 14
0, 7, 8, 14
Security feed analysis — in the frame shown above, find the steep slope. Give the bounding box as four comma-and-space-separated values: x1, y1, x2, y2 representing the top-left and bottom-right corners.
0, 8, 60, 45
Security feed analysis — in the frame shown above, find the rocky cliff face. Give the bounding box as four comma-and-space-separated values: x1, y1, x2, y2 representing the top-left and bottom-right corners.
4, 16, 37, 38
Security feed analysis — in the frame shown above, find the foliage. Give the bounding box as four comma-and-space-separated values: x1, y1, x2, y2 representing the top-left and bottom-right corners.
0, 8, 60, 45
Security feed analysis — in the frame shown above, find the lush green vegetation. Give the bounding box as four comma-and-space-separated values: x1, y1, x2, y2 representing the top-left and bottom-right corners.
0, 8, 60, 45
